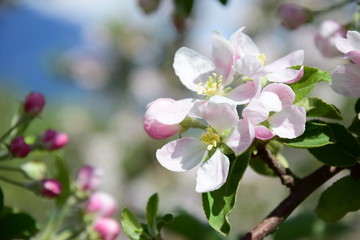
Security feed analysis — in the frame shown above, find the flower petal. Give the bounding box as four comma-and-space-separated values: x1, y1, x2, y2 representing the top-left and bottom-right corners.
195, 149, 230, 192
212, 31, 234, 85
225, 119, 255, 155
265, 50, 304, 71
227, 79, 261, 104
263, 83, 295, 105
156, 138, 207, 172
234, 55, 265, 78
156, 98, 195, 125
331, 64, 360, 98
344, 51, 360, 65
173, 47, 215, 92
269, 105, 306, 138
347, 31, 360, 52
267, 66, 304, 83
230, 27, 260, 60
254, 125, 275, 140
242, 91, 282, 124
336, 37, 353, 53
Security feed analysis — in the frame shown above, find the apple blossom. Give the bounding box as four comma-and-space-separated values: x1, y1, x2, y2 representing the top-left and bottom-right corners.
242, 83, 306, 139
85, 191, 117, 217
315, 20, 346, 58
336, 30, 360, 65
93, 217, 121, 240
331, 64, 360, 98
156, 100, 254, 192
75, 165, 103, 192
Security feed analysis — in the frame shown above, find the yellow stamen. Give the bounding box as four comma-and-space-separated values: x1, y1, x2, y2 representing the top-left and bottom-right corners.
200, 128, 221, 151
258, 54, 266, 66
197, 73, 223, 96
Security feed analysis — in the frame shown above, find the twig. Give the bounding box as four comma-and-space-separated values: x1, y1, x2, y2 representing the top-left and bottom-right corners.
239, 165, 344, 240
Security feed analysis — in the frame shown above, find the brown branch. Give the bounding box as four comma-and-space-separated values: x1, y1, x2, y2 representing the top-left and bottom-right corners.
239, 165, 344, 240
255, 145, 300, 191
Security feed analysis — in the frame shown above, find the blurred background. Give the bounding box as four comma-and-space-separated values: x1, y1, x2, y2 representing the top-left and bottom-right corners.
0, 0, 359, 239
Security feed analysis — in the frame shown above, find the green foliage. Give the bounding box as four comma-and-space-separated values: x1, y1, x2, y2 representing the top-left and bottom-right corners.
316, 176, 360, 223
279, 121, 335, 148
309, 122, 360, 167
0, 207, 39, 239
0, 185, 3, 214
348, 116, 360, 137
290, 66, 332, 103
173, 0, 194, 17
218, 0, 228, 5
54, 155, 71, 207
146, 193, 158, 236
165, 210, 226, 240
274, 212, 350, 240
202, 150, 251, 236
297, 97, 342, 120
121, 208, 144, 240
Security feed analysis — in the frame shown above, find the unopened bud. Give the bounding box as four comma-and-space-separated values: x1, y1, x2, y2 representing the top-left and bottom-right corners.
10, 136, 31, 158
93, 217, 121, 240
27, 179, 62, 198
76, 165, 103, 192
20, 161, 47, 180
41, 129, 68, 150
24, 92, 46, 116
85, 191, 117, 217
278, 4, 312, 30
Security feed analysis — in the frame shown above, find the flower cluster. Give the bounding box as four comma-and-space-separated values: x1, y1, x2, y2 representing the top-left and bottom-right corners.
144, 27, 307, 192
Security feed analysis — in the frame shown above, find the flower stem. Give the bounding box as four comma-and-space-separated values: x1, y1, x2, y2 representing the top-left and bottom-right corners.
0, 175, 26, 188
314, 0, 355, 16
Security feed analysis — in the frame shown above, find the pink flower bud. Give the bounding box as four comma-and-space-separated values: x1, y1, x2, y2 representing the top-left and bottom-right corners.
144, 98, 182, 139
40, 179, 62, 198
24, 92, 46, 116
10, 136, 31, 158
75, 165, 103, 192
85, 191, 117, 217
315, 20, 346, 58
41, 129, 68, 150
93, 217, 121, 240
278, 4, 311, 30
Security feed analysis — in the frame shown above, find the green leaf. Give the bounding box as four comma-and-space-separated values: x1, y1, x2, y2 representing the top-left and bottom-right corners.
279, 121, 335, 148
309, 122, 360, 167
316, 176, 360, 223
297, 97, 342, 120
0, 207, 39, 239
355, 98, 360, 113
54, 155, 71, 207
156, 213, 174, 233
146, 193, 158, 235
173, 0, 194, 17
348, 116, 360, 136
121, 208, 144, 240
0, 186, 3, 214
289, 66, 331, 103
218, 0, 228, 5
202, 150, 251, 236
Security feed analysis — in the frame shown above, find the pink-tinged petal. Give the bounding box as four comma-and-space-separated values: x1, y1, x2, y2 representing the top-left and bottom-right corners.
331, 64, 360, 98
344, 51, 360, 65
144, 98, 181, 139
265, 50, 304, 71
315, 20, 345, 58
173, 47, 215, 92
234, 55, 264, 78
195, 149, 229, 192
225, 119, 255, 155
267, 66, 304, 83
254, 126, 275, 140
347, 31, 360, 52
335, 37, 353, 54
230, 27, 260, 60
156, 98, 195, 125
269, 105, 306, 138
208, 95, 238, 106
156, 138, 207, 172
227, 80, 260, 105
212, 31, 234, 85
199, 101, 239, 134
242, 92, 282, 124
263, 83, 295, 105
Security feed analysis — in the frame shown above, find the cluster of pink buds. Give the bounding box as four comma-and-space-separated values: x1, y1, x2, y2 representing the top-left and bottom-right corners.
75, 165, 121, 240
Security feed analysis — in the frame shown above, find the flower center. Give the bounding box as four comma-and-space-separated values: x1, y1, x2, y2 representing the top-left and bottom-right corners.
258, 54, 266, 66
200, 128, 221, 151
197, 73, 223, 96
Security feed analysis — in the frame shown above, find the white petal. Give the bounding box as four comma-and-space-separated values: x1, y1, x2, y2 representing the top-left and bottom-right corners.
265, 50, 304, 71
227, 80, 261, 104
156, 138, 207, 172
263, 83, 295, 105
344, 51, 360, 65
347, 31, 360, 52
267, 67, 304, 83
269, 105, 306, 138
335, 37, 353, 53
242, 91, 282, 124
230, 27, 260, 59
225, 119, 255, 155
195, 149, 230, 192
156, 98, 195, 125
212, 31, 234, 85
331, 64, 360, 98
234, 55, 264, 78
173, 47, 215, 92
254, 125, 275, 140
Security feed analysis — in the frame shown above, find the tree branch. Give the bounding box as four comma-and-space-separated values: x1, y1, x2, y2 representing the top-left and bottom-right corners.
239, 164, 345, 240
